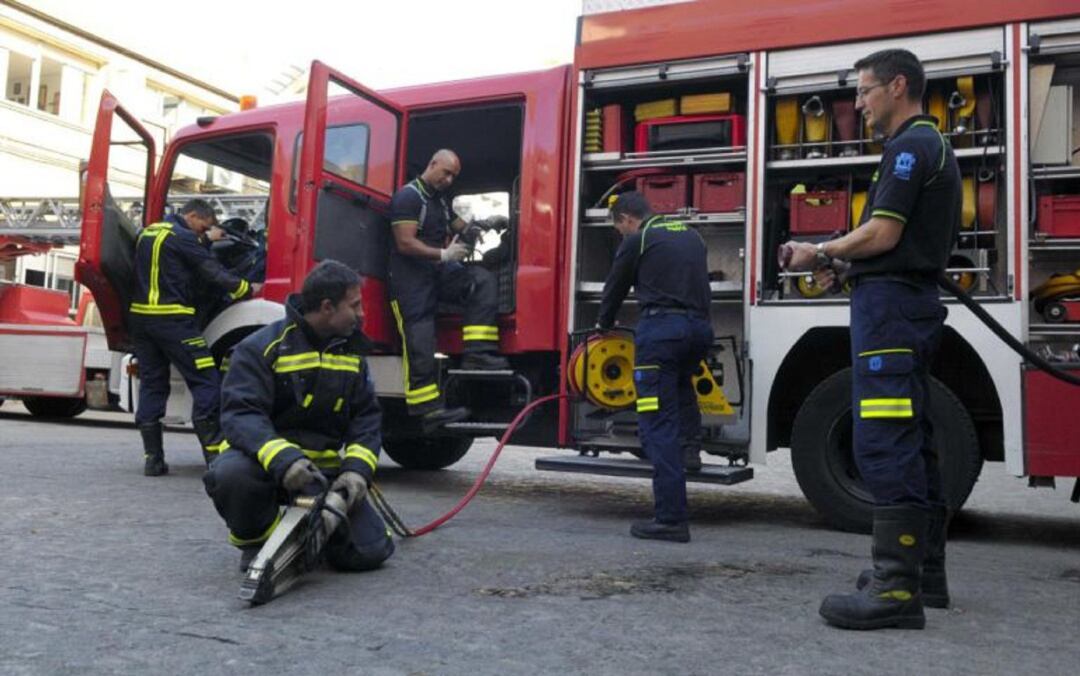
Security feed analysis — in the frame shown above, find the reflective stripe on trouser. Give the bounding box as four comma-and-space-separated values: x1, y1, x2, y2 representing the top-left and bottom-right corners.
634, 313, 713, 525
130, 315, 220, 425
388, 257, 500, 414
850, 279, 947, 508
203, 450, 394, 568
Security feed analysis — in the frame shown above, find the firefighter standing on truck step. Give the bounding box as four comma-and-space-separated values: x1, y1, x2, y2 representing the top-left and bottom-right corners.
597, 191, 713, 543
783, 49, 961, 630
387, 149, 509, 433
203, 260, 395, 574
130, 198, 260, 476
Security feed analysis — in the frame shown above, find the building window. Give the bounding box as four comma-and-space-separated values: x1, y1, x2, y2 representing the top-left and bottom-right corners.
38, 56, 62, 115
5, 51, 33, 106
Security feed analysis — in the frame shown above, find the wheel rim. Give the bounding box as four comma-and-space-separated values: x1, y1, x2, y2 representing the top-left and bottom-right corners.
823, 408, 874, 504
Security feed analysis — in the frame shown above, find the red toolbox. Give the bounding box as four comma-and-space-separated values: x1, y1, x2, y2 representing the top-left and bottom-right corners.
1037, 195, 1080, 237
637, 174, 689, 214
1024, 365, 1080, 476
634, 114, 747, 153
790, 190, 850, 235
693, 172, 745, 212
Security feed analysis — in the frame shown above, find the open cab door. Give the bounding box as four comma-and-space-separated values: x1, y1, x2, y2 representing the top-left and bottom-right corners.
75, 91, 156, 351
293, 61, 408, 295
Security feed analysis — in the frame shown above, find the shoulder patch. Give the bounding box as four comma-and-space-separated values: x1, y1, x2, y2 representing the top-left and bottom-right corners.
893, 152, 916, 181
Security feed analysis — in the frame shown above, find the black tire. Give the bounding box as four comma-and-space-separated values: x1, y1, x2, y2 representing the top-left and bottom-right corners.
790, 368, 982, 533
22, 396, 88, 418
382, 436, 473, 470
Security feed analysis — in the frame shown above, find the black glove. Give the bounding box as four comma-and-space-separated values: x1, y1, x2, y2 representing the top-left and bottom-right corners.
281, 458, 323, 494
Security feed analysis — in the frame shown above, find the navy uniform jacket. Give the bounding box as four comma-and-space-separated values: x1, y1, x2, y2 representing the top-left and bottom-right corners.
221, 295, 382, 485
130, 213, 251, 317
387, 177, 459, 266
598, 215, 711, 328
849, 114, 961, 278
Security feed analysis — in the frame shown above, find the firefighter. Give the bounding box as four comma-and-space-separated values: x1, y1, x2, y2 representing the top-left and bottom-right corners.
203, 260, 394, 573
130, 199, 259, 476
783, 49, 961, 630
597, 191, 713, 543
387, 149, 508, 432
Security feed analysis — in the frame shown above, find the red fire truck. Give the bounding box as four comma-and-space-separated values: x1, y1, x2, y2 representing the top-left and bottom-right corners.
77, 0, 1080, 532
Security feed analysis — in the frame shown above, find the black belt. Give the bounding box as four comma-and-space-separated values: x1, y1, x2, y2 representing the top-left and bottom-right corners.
851, 271, 937, 288
642, 307, 705, 318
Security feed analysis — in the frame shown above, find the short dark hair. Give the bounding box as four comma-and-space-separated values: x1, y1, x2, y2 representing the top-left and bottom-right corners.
854, 49, 925, 102
301, 260, 361, 311
178, 198, 217, 221
610, 191, 653, 221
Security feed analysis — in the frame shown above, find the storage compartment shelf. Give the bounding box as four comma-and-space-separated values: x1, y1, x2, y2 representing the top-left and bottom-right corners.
576, 280, 742, 299
1029, 324, 1080, 337
581, 210, 745, 227
1030, 237, 1080, 251
1032, 165, 1080, 181
583, 148, 747, 171
766, 145, 1001, 170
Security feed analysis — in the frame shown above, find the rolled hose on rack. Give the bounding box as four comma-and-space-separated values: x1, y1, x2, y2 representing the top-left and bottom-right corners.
369, 393, 566, 538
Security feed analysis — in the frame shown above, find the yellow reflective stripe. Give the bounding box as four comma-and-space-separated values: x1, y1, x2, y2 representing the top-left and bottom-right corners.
302, 449, 340, 462
272, 352, 361, 374
633, 365, 659, 370
130, 303, 195, 315
205, 438, 230, 453
334, 397, 344, 412
229, 509, 283, 546
636, 396, 659, 412
263, 323, 297, 357
406, 387, 440, 405
877, 590, 913, 601
462, 325, 499, 341
345, 444, 378, 472
391, 300, 414, 399
860, 398, 914, 419
302, 393, 314, 408
182, 337, 208, 347
229, 278, 250, 300
220, 357, 231, 372
858, 348, 913, 357
275, 351, 320, 364
194, 356, 216, 370
257, 438, 294, 470
148, 229, 172, 305
321, 354, 361, 372
391, 219, 419, 226
872, 209, 907, 224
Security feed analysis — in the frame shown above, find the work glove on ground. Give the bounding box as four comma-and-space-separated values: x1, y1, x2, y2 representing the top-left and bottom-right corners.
281, 458, 323, 494
330, 470, 369, 511
440, 240, 468, 263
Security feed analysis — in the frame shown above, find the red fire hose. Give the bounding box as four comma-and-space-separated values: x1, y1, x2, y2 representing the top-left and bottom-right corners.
369, 393, 566, 537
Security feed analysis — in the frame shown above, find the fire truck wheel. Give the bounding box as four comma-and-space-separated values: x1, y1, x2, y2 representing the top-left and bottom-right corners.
22, 396, 88, 419
382, 436, 473, 470
790, 368, 982, 534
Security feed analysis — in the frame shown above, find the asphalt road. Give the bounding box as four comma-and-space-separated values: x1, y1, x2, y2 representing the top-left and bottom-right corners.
1, 402, 1078, 675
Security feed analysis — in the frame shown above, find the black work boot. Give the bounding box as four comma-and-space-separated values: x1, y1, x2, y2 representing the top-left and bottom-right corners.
683, 445, 703, 473
820, 505, 927, 630
139, 422, 169, 477
460, 351, 510, 371
630, 520, 691, 543
854, 505, 950, 608
420, 407, 471, 433
193, 417, 226, 468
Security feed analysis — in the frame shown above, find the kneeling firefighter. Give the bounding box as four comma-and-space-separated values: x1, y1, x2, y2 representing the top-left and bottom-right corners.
203, 260, 394, 573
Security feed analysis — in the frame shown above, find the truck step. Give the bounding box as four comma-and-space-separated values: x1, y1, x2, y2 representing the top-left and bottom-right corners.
535, 454, 753, 485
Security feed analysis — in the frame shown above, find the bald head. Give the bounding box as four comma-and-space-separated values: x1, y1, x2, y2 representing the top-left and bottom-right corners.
422, 149, 461, 192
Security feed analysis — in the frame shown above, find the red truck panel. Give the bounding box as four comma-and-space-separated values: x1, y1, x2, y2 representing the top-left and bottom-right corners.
0, 285, 75, 326
1024, 366, 1080, 477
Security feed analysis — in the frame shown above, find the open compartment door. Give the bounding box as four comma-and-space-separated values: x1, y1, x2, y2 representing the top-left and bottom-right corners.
294, 60, 408, 289
75, 91, 156, 351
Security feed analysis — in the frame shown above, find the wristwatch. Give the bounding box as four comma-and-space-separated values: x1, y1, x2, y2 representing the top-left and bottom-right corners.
815, 242, 831, 266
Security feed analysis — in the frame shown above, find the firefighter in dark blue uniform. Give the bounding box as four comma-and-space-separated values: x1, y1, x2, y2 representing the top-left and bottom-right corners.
598, 191, 713, 543
387, 149, 508, 432
203, 261, 394, 573
784, 49, 961, 630
130, 199, 257, 476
